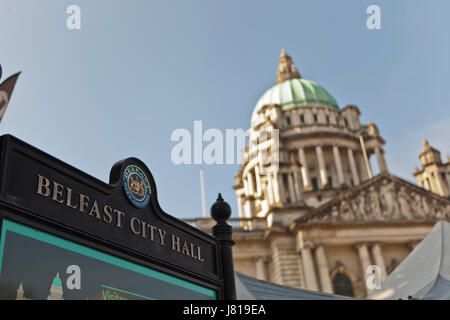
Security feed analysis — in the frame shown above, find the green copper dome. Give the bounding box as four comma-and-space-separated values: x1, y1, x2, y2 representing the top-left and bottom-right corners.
252, 49, 339, 124
252, 78, 339, 120
52, 273, 62, 287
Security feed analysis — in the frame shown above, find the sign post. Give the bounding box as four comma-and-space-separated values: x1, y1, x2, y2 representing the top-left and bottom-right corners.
211, 194, 237, 300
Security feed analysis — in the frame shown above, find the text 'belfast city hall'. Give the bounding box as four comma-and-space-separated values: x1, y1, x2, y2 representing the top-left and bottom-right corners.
187, 50, 450, 298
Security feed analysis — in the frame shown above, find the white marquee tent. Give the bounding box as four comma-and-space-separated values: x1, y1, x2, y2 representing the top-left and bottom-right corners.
235, 272, 351, 300
369, 220, 450, 300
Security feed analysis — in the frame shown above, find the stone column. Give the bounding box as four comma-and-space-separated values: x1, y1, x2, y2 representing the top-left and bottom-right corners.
315, 145, 328, 188
255, 257, 268, 281
237, 196, 245, 218
356, 243, 372, 296
298, 148, 312, 191
243, 179, 249, 196
371, 244, 387, 282
375, 147, 388, 173
254, 165, 262, 196
244, 197, 255, 218
271, 173, 280, 203
287, 172, 297, 203
315, 245, 333, 293
333, 145, 345, 186
247, 172, 254, 195
301, 247, 319, 291
276, 172, 286, 203
267, 177, 274, 205
347, 148, 360, 186
271, 237, 304, 288
293, 171, 305, 202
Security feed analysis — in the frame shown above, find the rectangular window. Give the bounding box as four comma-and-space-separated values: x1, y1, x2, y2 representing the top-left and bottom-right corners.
311, 177, 319, 191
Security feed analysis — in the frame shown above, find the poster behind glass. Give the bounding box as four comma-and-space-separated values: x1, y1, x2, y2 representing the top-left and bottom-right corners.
0, 219, 216, 300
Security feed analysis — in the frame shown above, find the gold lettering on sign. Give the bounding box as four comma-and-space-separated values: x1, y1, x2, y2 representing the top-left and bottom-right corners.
35, 173, 206, 263
79, 194, 89, 213
169, 233, 205, 262
66, 188, 78, 209
149, 225, 157, 241
197, 246, 204, 262
36, 175, 51, 197
157, 228, 166, 246
52, 182, 64, 203
35, 174, 125, 232
171, 235, 181, 252
182, 242, 190, 256
190, 243, 197, 259
103, 205, 113, 224
130, 217, 141, 235
89, 200, 101, 220
141, 221, 148, 239
113, 209, 124, 228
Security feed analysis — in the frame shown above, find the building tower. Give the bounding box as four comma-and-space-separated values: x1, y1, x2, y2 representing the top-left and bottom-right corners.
16, 282, 26, 300
185, 50, 450, 298
47, 273, 64, 300
414, 139, 450, 198
234, 49, 388, 225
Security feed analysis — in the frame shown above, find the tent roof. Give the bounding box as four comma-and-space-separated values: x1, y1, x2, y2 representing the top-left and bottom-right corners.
235, 272, 351, 300
369, 220, 450, 300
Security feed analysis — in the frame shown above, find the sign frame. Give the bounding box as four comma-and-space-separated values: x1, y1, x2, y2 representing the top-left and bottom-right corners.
0, 134, 226, 300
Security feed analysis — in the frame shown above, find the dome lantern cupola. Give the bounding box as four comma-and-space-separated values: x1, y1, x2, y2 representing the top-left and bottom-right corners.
276, 48, 301, 84
252, 50, 339, 125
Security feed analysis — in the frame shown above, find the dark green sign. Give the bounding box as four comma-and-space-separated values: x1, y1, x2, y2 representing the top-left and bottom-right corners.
0, 135, 227, 300
0, 220, 216, 300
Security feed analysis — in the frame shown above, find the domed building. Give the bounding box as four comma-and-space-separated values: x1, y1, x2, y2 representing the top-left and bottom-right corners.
187, 50, 450, 298
240, 49, 388, 216
47, 273, 64, 300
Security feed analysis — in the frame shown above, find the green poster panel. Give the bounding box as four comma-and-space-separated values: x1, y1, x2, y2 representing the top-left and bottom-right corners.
0, 220, 216, 300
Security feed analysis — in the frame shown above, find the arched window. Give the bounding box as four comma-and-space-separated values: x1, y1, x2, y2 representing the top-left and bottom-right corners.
332, 273, 354, 297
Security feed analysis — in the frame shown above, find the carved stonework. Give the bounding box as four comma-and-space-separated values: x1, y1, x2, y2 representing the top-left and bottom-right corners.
297, 174, 450, 225
380, 179, 400, 218
368, 186, 382, 219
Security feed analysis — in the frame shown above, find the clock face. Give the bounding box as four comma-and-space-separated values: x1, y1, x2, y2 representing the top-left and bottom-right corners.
0, 91, 8, 120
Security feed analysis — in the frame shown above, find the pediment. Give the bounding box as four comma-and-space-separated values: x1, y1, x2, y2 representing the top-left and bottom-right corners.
295, 173, 450, 227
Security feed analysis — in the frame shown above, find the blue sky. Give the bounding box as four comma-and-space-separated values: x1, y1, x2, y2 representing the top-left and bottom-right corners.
0, 1, 449, 220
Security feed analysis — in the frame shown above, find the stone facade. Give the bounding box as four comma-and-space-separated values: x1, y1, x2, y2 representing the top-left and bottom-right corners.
414, 139, 450, 197
185, 50, 450, 298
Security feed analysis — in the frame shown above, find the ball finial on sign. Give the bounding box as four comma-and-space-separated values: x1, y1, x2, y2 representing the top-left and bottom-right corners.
210, 193, 231, 222
210, 193, 236, 300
